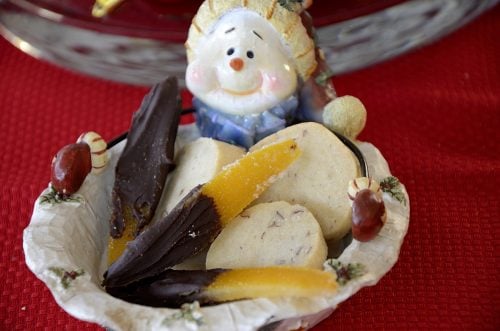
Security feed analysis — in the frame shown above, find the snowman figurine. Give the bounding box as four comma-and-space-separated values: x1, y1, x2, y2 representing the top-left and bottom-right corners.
185, 0, 366, 148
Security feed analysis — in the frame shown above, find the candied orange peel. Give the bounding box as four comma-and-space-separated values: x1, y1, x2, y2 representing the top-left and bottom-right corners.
107, 214, 137, 265
205, 266, 337, 302
202, 138, 301, 226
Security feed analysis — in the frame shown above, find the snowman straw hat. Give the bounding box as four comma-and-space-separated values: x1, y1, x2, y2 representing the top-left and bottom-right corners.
185, 0, 317, 81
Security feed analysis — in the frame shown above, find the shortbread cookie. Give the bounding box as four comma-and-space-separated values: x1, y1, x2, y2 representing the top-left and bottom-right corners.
157, 137, 245, 217
206, 201, 327, 270
250, 122, 359, 240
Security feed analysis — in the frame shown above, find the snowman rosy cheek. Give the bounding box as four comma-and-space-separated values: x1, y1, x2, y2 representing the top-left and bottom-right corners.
186, 64, 203, 83
186, 62, 216, 93
262, 72, 286, 93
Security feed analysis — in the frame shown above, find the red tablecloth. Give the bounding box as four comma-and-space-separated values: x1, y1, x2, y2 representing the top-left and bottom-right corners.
1, 5, 499, 331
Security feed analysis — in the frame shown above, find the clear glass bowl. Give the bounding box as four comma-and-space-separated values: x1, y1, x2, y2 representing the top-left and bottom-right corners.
1, 0, 497, 86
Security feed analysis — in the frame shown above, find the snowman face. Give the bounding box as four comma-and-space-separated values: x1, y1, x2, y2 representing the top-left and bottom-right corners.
186, 9, 298, 115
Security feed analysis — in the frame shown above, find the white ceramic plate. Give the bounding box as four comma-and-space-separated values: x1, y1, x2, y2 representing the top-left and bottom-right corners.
23, 124, 410, 331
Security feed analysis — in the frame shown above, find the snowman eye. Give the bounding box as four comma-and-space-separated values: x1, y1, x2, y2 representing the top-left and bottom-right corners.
246, 51, 254, 59
227, 48, 235, 56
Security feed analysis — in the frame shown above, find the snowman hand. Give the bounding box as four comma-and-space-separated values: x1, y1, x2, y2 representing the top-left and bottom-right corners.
322, 96, 367, 140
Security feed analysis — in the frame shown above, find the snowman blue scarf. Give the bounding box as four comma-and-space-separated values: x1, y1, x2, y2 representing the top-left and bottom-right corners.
194, 94, 300, 149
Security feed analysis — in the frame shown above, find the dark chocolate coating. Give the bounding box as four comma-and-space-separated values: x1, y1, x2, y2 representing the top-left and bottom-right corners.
107, 269, 225, 308
110, 77, 181, 238
104, 185, 222, 287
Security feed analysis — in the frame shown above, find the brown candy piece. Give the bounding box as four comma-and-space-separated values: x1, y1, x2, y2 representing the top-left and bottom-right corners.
351, 189, 386, 242
51, 143, 92, 197
109, 77, 181, 239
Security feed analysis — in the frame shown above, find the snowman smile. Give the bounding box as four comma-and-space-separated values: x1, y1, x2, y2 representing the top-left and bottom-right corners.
218, 66, 263, 96
220, 85, 261, 96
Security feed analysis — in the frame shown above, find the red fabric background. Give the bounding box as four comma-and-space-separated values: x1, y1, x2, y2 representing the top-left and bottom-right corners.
1, 5, 499, 331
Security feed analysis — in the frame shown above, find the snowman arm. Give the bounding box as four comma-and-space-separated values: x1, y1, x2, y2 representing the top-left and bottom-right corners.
296, 10, 339, 122
297, 9, 367, 139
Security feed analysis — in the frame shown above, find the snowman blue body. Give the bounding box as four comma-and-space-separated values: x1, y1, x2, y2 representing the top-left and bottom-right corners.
193, 94, 299, 148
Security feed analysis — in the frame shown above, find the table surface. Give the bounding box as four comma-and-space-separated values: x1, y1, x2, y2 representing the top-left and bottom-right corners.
1, 5, 499, 331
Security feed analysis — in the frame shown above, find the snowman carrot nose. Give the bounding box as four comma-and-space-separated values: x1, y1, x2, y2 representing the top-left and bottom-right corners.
229, 58, 244, 71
